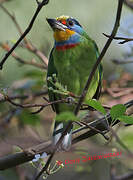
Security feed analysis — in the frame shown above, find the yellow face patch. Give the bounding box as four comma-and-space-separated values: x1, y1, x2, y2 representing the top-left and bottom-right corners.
53, 15, 75, 42
54, 29, 75, 42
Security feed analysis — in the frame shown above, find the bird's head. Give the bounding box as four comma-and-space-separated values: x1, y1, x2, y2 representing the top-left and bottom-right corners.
46, 15, 84, 43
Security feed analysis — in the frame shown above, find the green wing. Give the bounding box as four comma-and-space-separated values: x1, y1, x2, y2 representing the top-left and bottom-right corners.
47, 48, 59, 113
82, 31, 103, 95
92, 42, 103, 100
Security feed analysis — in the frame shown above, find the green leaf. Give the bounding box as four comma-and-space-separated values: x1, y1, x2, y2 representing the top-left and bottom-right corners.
110, 104, 126, 120
118, 115, 133, 124
55, 112, 79, 122
19, 110, 40, 125
86, 99, 106, 115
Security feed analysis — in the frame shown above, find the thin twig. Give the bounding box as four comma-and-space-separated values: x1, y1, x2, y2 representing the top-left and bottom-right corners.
103, 33, 133, 44
74, 0, 124, 116
32, 106, 44, 114
6, 96, 66, 109
0, 4, 48, 67
112, 59, 133, 65
124, 0, 133, 10
0, 43, 46, 69
0, 0, 49, 70
0, 90, 48, 103
23, 42, 48, 67
80, 121, 109, 140
0, 4, 28, 44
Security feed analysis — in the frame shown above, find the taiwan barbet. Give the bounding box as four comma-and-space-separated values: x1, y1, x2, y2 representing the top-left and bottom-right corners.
46, 15, 103, 150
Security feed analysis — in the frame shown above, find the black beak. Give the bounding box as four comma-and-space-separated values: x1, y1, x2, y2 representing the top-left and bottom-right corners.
46, 18, 67, 31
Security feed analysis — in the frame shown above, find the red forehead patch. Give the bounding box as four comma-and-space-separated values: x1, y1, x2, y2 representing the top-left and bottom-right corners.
61, 20, 66, 25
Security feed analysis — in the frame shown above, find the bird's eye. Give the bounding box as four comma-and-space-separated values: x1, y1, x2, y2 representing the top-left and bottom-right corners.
67, 20, 74, 26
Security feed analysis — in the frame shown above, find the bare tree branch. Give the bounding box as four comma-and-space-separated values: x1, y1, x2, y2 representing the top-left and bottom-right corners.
5, 96, 66, 109
23, 42, 48, 67
103, 33, 133, 44
112, 59, 133, 65
0, 43, 46, 69
124, 0, 133, 10
79, 121, 109, 140
0, 0, 49, 70
0, 90, 48, 103
0, 4, 28, 43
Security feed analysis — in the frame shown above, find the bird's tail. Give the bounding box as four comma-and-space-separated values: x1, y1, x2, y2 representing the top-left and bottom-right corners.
52, 121, 73, 151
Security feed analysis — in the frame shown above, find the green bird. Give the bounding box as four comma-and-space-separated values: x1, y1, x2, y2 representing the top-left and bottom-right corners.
46, 15, 102, 150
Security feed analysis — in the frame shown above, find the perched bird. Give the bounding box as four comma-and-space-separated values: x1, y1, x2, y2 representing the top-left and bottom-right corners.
46, 15, 102, 150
